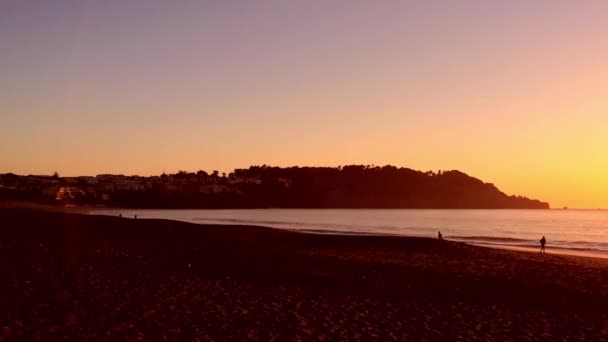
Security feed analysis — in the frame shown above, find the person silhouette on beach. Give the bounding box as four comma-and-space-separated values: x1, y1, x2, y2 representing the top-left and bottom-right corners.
540, 236, 546, 254
438, 231, 443, 240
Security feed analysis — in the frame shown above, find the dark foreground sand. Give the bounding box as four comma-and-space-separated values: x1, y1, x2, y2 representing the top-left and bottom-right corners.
2, 208, 608, 341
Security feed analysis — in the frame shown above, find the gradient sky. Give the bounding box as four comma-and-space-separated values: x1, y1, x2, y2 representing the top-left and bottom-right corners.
2, 1, 608, 208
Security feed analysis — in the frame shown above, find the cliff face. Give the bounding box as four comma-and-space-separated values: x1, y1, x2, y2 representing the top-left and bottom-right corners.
0, 166, 550, 209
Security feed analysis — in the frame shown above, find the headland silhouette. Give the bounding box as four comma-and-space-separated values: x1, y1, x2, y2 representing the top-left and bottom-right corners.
0, 165, 549, 209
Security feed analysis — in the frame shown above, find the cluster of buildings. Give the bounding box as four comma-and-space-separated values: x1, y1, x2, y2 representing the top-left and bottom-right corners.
0, 172, 284, 204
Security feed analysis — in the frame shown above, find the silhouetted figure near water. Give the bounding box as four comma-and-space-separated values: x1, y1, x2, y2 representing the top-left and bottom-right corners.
438, 231, 443, 240
134, 214, 138, 219
540, 236, 546, 254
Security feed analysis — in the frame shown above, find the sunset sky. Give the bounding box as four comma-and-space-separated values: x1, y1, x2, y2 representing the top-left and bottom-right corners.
2, 1, 608, 208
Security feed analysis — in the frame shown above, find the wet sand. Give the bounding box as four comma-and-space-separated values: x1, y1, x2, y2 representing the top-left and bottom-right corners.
2, 207, 608, 341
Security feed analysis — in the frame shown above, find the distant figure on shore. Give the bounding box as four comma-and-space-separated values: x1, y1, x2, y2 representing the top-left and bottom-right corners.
438, 231, 443, 240
118, 213, 122, 218
134, 214, 138, 219
540, 236, 546, 254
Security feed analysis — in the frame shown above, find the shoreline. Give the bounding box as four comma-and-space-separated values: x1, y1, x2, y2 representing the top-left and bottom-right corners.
4, 199, 608, 260
3, 200, 599, 260
88, 207, 608, 260
470, 243, 608, 260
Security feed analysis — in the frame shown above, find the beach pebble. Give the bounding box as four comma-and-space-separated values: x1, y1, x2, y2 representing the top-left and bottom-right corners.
49, 325, 62, 333
1, 326, 12, 338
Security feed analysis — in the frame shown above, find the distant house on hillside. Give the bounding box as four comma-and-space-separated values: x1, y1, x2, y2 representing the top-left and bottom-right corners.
56, 187, 86, 202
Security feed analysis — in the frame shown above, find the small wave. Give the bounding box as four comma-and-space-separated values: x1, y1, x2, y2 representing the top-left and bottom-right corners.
461, 239, 608, 255
449, 236, 530, 243
295, 228, 401, 237
192, 217, 304, 227
192, 217, 380, 231
473, 241, 608, 254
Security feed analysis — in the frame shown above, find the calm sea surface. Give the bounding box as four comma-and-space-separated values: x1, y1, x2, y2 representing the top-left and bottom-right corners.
93, 209, 608, 257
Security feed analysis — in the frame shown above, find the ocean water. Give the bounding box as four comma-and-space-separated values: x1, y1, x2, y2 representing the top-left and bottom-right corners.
93, 209, 608, 257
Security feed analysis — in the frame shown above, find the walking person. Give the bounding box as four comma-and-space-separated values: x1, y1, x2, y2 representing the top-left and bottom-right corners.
540, 236, 546, 254
438, 231, 443, 240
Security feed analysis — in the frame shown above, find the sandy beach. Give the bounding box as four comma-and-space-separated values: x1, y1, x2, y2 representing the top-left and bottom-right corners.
2, 207, 608, 341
